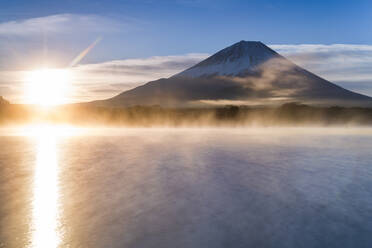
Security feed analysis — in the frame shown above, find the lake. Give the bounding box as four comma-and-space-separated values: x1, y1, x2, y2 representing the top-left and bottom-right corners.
1, 126, 372, 248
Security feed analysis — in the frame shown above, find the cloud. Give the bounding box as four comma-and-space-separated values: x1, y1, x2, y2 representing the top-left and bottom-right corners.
0, 14, 123, 36
0, 14, 133, 70
70, 53, 208, 101
75, 54, 207, 75
269, 44, 372, 96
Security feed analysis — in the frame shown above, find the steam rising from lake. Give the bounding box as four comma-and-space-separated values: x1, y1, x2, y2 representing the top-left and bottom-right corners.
0, 127, 372, 247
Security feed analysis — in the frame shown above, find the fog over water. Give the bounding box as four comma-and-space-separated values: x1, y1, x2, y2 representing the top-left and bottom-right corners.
0, 127, 372, 248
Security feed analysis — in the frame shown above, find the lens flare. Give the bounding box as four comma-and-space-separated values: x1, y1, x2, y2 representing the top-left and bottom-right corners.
69, 37, 102, 67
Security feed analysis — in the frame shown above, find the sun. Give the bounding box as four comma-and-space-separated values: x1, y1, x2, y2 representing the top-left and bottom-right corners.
24, 68, 72, 106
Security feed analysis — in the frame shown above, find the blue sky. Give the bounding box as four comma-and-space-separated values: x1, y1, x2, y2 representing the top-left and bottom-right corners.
0, 0, 371, 102
1, 0, 371, 62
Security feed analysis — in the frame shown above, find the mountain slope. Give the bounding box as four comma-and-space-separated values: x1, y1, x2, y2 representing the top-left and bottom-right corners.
92, 41, 372, 107
174, 41, 281, 78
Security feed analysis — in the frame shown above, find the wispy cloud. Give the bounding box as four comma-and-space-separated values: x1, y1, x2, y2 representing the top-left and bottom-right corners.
0, 14, 132, 69
0, 14, 123, 36
71, 54, 208, 101
75, 54, 208, 76
270, 44, 372, 95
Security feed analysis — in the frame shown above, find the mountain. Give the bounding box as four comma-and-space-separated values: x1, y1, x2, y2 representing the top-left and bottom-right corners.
174, 41, 280, 78
92, 41, 372, 107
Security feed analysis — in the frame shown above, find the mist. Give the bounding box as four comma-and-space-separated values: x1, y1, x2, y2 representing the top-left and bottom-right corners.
1, 102, 372, 127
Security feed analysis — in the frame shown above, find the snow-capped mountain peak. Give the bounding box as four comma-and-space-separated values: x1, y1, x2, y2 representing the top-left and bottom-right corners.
174, 41, 280, 78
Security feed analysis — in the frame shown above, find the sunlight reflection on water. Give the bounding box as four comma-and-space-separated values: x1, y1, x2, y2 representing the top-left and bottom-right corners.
28, 125, 79, 248
31, 128, 60, 248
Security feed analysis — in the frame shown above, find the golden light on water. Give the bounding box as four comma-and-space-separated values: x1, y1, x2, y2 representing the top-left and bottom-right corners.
24, 68, 72, 106
28, 125, 80, 248
31, 126, 60, 248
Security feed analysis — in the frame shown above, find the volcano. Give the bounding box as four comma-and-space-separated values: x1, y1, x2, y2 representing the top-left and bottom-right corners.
92, 41, 372, 107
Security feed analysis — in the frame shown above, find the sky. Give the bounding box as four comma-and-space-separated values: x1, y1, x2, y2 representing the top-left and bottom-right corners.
0, 0, 371, 103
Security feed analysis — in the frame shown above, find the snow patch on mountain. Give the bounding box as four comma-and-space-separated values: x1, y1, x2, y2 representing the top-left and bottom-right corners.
174, 41, 280, 78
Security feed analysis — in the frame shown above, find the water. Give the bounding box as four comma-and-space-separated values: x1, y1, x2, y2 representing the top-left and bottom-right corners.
0, 127, 372, 248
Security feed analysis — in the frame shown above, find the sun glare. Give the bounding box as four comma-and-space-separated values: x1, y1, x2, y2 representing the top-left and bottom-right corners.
24, 68, 72, 106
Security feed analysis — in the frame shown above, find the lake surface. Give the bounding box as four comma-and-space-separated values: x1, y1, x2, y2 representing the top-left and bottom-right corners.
1, 126, 372, 248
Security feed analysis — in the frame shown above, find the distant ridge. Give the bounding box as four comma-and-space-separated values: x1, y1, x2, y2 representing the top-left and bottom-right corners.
91, 41, 372, 107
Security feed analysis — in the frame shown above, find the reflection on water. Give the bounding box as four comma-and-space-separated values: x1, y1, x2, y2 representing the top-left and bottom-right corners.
29, 125, 67, 248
